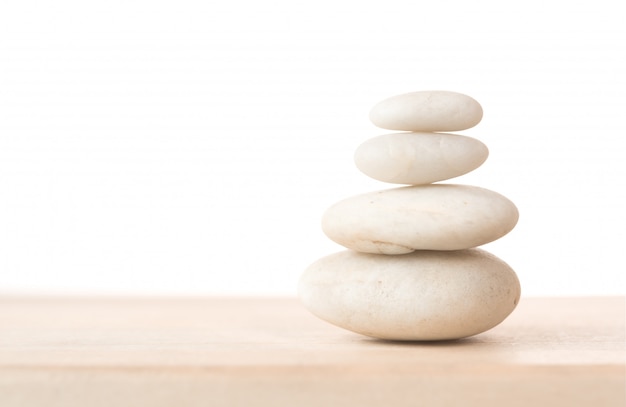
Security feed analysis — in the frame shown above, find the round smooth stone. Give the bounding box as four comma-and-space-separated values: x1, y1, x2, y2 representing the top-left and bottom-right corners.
354, 132, 488, 184
299, 249, 521, 341
369, 90, 483, 132
322, 184, 518, 254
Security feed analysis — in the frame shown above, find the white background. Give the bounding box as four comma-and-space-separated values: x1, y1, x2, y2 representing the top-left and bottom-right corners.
1, 0, 624, 296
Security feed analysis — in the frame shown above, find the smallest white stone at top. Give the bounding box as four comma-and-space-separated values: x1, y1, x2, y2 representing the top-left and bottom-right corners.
369, 90, 483, 132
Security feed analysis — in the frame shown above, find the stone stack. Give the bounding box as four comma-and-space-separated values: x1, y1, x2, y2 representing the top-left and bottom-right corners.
298, 91, 520, 341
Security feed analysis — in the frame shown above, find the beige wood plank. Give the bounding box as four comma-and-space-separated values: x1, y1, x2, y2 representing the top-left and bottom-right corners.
0, 296, 624, 406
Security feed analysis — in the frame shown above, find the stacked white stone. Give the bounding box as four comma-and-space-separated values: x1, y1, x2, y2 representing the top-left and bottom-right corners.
299, 91, 521, 341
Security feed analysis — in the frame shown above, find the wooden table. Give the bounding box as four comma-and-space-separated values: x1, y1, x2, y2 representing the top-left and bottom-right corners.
0, 296, 624, 406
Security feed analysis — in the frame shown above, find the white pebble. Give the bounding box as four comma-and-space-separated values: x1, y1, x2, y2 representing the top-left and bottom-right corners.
299, 249, 521, 341
354, 132, 488, 184
322, 184, 518, 254
369, 90, 483, 132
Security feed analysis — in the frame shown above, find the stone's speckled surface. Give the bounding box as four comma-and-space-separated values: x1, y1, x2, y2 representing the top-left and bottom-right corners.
354, 132, 488, 185
298, 249, 521, 341
322, 184, 518, 254
369, 90, 483, 132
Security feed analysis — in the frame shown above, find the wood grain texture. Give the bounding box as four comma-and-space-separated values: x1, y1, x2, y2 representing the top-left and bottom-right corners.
0, 296, 624, 406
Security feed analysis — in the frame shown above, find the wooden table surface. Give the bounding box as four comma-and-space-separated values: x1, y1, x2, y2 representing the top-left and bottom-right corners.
0, 296, 624, 406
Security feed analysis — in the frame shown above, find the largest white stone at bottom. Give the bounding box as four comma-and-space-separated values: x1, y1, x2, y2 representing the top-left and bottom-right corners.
299, 249, 520, 341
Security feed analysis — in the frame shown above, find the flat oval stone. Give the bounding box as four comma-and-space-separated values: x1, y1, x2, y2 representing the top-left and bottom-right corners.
299, 249, 521, 341
322, 184, 518, 254
354, 132, 488, 184
369, 91, 483, 132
